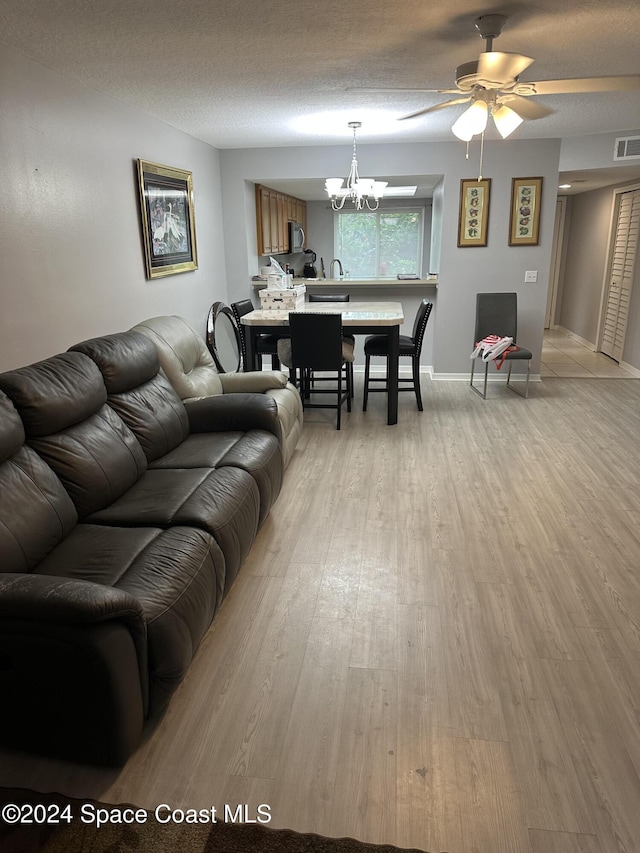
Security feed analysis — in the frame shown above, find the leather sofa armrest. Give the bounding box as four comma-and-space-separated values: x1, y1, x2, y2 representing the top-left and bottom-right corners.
0, 573, 147, 691
0, 574, 148, 764
219, 371, 288, 394
184, 393, 281, 441
0, 573, 144, 628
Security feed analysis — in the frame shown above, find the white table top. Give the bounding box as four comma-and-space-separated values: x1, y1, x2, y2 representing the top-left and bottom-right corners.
241, 301, 404, 327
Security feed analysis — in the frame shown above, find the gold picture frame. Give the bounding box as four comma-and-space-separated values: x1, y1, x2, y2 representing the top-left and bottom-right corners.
458, 178, 491, 247
137, 159, 198, 278
509, 177, 543, 246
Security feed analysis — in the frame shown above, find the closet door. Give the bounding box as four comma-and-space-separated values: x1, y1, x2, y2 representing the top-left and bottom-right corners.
601, 188, 640, 362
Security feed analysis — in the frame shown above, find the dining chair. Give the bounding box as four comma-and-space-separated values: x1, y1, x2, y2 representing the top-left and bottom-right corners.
229, 299, 283, 370
363, 298, 433, 412
277, 312, 354, 429
308, 293, 354, 395
470, 292, 532, 399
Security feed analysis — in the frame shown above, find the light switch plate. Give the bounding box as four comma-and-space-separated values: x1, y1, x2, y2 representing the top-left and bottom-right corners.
524, 270, 538, 283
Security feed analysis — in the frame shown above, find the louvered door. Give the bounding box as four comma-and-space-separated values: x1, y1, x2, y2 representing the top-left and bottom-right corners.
601, 188, 640, 362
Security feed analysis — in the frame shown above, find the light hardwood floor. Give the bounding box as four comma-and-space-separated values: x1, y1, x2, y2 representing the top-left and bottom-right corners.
2, 374, 640, 853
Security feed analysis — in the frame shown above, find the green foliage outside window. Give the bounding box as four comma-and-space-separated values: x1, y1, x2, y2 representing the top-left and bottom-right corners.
335, 208, 423, 278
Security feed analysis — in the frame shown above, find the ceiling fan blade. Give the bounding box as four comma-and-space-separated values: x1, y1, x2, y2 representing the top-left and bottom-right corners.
499, 94, 555, 120
476, 51, 535, 86
514, 74, 640, 96
399, 97, 471, 121
348, 86, 462, 95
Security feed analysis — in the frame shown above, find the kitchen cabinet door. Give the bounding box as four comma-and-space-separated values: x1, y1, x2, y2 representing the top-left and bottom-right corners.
256, 185, 272, 255
277, 193, 288, 253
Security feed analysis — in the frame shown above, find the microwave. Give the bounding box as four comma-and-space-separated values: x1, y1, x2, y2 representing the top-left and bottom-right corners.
288, 221, 305, 253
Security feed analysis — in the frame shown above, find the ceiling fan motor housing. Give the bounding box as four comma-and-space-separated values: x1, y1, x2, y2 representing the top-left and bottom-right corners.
456, 61, 483, 92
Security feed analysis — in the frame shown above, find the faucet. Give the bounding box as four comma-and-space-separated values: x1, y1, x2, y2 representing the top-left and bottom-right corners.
330, 258, 343, 279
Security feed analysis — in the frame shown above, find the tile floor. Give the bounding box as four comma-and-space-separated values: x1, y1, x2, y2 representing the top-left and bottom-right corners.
542, 327, 638, 378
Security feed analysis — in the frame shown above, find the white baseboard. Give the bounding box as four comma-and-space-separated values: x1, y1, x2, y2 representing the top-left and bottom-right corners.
429, 371, 541, 382
555, 326, 596, 351
620, 360, 640, 378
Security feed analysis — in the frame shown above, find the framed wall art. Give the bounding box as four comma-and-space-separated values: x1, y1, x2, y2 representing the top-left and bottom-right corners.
458, 178, 491, 247
509, 177, 543, 246
137, 159, 198, 278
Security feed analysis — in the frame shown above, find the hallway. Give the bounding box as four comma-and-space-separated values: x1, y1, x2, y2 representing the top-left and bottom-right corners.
542, 328, 638, 378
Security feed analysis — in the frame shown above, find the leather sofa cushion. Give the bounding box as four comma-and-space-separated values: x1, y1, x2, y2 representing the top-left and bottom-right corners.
0, 353, 106, 436
71, 332, 190, 463
0, 352, 148, 517
132, 316, 224, 398
71, 330, 160, 395
105, 375, 190, 462
37, 524, 225, 713
0, 445, 78, 572
148, 430, 282, 527
29, 404, 148, 517
85, 466, 260, 593
0, 391, 24, 463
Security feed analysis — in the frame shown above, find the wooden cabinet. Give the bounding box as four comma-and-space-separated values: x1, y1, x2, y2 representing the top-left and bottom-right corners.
255, 184, 307, 256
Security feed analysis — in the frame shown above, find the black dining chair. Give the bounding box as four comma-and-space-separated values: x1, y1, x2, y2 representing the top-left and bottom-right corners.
308, 293, 354, 395
230, 299, 284, 370
277, 312, 354, 429
470, 292, 532, 399
363, 298, 433, 412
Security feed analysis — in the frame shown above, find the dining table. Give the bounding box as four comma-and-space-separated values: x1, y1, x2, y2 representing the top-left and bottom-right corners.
240, 300, 404, 425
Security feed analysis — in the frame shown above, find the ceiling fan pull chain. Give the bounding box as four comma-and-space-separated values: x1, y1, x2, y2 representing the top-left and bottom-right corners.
465, 140, 470, 160
477, 130, 485, 180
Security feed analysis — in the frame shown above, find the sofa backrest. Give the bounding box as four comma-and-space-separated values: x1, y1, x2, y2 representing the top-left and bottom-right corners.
0, 352, 147, 519
0, 389, 79, 572
131, 316, 224, 400
70, 330, 190, 462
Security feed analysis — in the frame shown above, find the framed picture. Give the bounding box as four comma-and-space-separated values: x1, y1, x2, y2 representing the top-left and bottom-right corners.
458, 178, 491, 247
509, 177, 543, 246
137, 159, 198, 278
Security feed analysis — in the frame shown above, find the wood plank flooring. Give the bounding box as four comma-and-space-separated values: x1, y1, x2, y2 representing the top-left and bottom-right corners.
2, 375, 640, 853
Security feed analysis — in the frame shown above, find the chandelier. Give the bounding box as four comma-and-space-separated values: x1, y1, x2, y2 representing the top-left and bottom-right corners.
325, 122, 388, 211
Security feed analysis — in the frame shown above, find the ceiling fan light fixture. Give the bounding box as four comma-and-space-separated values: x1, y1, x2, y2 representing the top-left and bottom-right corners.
492, 104, 524, 138
452, 100, 488, 141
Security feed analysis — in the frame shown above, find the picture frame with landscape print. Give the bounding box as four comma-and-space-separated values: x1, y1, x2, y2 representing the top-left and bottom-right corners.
509, 177, 543, 246
458, 178, 491, 247
137, 160, 198, 278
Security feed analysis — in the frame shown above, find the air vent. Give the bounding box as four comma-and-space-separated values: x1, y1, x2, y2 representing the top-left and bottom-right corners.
614, 136, 640, 161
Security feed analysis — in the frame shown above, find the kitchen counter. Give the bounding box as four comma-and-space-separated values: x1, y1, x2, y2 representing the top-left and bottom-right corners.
251, 277, 438, 289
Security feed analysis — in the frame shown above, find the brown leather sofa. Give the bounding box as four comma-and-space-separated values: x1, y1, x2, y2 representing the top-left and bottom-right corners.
0, 330, 282, 765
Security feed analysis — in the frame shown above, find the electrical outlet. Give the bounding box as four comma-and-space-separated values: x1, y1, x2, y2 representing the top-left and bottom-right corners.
524, 270, 538, 283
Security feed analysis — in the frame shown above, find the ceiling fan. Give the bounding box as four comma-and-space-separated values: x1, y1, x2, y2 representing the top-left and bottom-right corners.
364, 14, 640, 140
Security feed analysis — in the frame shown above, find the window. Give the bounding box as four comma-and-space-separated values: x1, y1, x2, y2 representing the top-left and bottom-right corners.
334, 207, 424, 279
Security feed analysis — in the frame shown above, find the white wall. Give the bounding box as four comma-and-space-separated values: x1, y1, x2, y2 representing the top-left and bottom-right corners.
0, 47, 226, 372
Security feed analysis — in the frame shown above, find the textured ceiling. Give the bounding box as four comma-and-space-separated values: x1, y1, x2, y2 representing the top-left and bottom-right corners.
2, 0, 639, 152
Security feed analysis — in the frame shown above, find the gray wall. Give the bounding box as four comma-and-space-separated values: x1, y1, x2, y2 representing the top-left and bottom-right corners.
559, 188, 612, 343
0, 46, 226, 372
